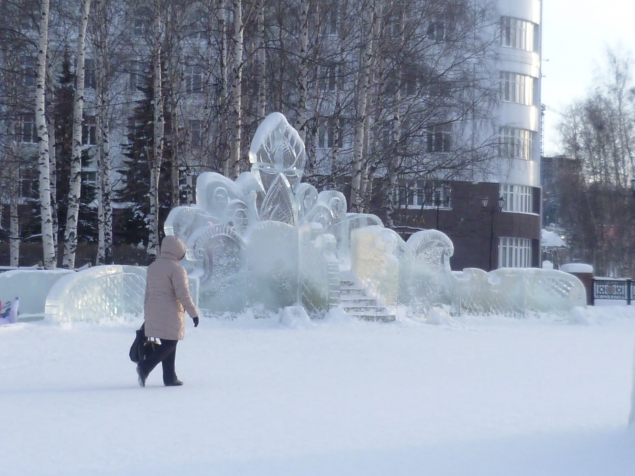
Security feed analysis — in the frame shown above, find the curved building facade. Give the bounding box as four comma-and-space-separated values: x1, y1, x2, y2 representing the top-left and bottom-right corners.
390, 0, 543, 272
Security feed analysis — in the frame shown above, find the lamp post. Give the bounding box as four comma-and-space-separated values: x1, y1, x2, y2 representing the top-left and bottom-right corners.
482, 195, 505, 271
435, 186, 452, 230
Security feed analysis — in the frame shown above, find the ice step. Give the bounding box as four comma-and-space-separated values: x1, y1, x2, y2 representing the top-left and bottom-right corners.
338, 273, 395, 322
339, 287, 366, 296
340, 306, 389, 313
340, 279, 357, 287
339, 297, 376, 305
345, 311, 396, 322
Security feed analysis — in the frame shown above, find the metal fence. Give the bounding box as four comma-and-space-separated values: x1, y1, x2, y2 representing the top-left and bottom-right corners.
592, 278, 635, 304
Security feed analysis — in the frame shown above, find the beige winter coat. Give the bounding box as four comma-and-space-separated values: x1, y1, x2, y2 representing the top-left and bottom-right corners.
144, 236, 199, 340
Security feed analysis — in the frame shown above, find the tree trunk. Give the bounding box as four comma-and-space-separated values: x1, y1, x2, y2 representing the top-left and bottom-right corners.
63, 0, 92, 269
147, 10, 165, 264
295, 0, 309, 143
8, 139, 20, 267
35, 0, 56, 269
46, 59, 58, 259
93, 0, 113, 265
351, 0, 378, 212
228, 0, 243, 178
218, 0, 230, 172
256, 0, 266, 121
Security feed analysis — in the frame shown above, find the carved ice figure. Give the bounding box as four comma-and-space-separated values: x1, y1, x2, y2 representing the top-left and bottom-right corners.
249, 112, 307, 193
406, 230, 455, 310
351, 226, 404, 305
450, 267, 586, 316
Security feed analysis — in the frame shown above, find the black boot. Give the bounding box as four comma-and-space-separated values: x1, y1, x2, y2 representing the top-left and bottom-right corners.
164, 378, 183, 387
136, 365, 148, 387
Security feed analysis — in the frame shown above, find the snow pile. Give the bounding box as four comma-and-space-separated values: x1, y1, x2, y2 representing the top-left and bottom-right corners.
542, 229, 568, 248
561, 263, 594, 274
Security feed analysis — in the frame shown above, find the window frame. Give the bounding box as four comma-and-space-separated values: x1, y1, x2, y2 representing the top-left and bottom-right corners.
500, 184, 534, 214
499, 71, 534, 105
499, 127, 533, 160
393, 180, 452, 210
184, 64, 204, 94
20, 113, 37, 144
82, 115, 97, 146
500, 16, 537, 52
426, 123, 452, 153
498, 237, 532, 268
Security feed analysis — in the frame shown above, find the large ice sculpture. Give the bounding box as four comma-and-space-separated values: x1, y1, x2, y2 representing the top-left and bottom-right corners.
164, 112, 586, 318
165, 113, 343, 314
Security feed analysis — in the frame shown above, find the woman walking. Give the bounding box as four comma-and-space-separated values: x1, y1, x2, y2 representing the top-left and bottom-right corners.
137, 235, 199, 387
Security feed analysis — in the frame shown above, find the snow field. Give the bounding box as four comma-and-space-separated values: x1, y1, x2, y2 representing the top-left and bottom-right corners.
1, 307, 634, 475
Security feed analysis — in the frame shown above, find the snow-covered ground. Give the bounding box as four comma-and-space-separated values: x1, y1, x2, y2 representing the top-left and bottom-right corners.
1, 306, 634, 475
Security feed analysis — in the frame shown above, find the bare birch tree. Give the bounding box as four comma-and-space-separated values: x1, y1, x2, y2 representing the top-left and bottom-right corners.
35, 0, 56, 269
227, 0, 244, 178
93, 0, 113, 265
350, 0, 379, 212
62, 0, 92, 269
147, 6, 166, 263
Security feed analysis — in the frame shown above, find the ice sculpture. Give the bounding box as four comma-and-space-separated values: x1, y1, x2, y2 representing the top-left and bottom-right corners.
164, 112, 586, 319
45, 266, 147, 323
0, 269, 73, 319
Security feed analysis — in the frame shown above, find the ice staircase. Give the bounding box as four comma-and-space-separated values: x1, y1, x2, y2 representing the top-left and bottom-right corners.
338, 272, 395, 322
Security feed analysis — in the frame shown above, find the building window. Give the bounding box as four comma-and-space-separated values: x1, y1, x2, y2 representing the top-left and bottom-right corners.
129, 61, 145, 92
500, 184, 533, 213
500, 72, 534, 105
184, 64, 203, 93
426, 80, 451, 98
316, 117, 346, 149
82, 115, 96, 145
82, 170, 97, 184
499, 127, 533, 160
317, 63, 338, 92
394, 181, 451, 209
190, 119, 203, 148
427, 15, 455, 42
499, 237, 532, 268
20, 167, 39, 199
20, 113, 37, 144
328, 0, 339, 35
133, 18, 145, 37
186, 9, 206, 40
21, 56, 36, 88
401, 67, 419, 96
500, 17, 537, 52
427, 123, 452, 153
84, 58, 96, 89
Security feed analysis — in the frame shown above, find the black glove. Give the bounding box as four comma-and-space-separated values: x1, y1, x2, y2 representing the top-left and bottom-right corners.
193, 316, 199, 327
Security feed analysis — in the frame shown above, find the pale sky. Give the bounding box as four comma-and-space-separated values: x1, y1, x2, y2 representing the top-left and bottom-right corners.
541, 0, 635, 156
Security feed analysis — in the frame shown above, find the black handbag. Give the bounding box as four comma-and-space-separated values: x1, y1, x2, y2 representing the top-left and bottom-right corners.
129, 323, 160, 363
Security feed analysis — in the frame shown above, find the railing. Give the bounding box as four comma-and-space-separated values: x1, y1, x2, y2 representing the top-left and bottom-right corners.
592, 278, 634, 304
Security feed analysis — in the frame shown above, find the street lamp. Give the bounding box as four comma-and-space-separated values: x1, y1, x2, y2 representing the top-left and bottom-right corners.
434, 186, 452, 230
482, 195, 506, 271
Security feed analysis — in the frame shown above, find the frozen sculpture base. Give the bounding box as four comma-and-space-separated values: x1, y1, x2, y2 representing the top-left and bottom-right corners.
160, 112, 586, 320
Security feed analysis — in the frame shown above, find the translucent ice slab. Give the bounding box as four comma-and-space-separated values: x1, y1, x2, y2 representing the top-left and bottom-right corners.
0, 269, 73, 319
45, 266, 147, 323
